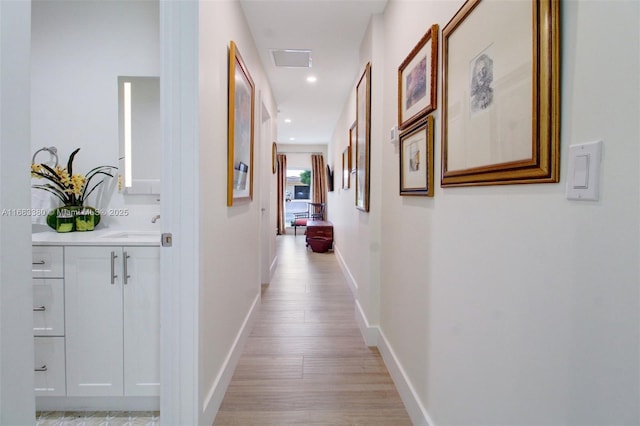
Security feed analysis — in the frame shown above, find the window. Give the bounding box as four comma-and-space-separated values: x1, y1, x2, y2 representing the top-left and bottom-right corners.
285, 168, 311, 226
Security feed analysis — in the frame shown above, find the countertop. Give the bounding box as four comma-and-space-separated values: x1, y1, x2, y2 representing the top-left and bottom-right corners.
32, 226, 161, 246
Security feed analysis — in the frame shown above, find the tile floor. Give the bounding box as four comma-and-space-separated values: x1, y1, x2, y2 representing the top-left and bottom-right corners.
213, 235, 412, 425
35, 411, 160, 426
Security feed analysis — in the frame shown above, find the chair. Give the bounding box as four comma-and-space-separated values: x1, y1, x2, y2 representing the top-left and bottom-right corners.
291, 202, 325, 236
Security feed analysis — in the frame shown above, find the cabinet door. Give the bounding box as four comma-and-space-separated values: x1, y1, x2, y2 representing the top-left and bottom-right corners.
32, 278, 65, 336
65, 246, 124, 396
123, 247, 160, 396
32, 246, 63, 278
34, 337, 66, 396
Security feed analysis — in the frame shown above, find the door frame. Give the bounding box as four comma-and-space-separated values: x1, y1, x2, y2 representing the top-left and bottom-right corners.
259, 94, 274, 285
159, 1, 200, 424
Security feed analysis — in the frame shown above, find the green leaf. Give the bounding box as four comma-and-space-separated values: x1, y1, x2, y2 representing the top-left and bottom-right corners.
67, 148, 81, 177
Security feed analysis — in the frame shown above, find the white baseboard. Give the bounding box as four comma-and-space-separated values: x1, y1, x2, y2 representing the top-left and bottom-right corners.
335, 242, 434, 426
355, 299, 378, 347
201, 292, 261, 424
333, 243, 357, 297
270, 254, 278, 281
377, 329, 435, 426
353, 304, 433, 425
36, 396, 159, 412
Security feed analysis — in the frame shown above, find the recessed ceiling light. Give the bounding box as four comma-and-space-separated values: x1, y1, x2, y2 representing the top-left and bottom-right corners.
306, 76, 317, 83
289, 137, 295, 141
284, 118, 292, 123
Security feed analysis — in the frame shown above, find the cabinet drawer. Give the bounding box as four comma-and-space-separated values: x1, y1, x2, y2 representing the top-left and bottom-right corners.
307, 229, 333, 238
32, 246, 64, 278
34, 337, 66, 396
33, 278, 64, 336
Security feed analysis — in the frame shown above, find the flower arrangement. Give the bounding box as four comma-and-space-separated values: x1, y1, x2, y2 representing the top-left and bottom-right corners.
31, 148, 115, 207
31, 148, 116, 232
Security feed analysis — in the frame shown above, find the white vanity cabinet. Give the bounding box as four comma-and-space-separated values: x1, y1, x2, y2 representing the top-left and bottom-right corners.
32, 246, 66, 397
64, 246, 160, 398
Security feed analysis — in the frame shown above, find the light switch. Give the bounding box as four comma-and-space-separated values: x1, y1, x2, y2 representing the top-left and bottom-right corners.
573, 154, 589, 189
390, 126, 398, 144
566, 140, 602, 201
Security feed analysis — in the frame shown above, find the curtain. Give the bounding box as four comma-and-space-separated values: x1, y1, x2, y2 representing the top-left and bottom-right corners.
276, 153, 287, 235
311, 154, 327, 218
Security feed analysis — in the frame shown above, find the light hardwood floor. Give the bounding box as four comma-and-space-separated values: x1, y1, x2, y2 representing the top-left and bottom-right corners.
214, 234, 412, 425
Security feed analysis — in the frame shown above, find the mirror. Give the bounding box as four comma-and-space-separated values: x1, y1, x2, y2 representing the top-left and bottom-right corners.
118, 76, 161, 195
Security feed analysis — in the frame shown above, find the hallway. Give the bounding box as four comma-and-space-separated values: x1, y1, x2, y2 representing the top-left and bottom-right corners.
214, 234, 412, 425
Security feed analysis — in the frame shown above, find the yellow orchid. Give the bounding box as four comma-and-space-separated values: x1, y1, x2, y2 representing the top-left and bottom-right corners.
31, 148, 116, 207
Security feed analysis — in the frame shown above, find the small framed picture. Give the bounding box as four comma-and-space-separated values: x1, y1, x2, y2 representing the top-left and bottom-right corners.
349, 121, 357, 174
271, 142, 277, 174
399, 115, 434, 197
342, 147, 350, 189
398, 24, 438, 131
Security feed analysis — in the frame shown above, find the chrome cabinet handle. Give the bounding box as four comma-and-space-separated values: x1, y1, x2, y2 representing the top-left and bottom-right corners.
34, 365, 47, 372
32, 260, 46, 265
33, 306, 46, 312
123, 252, 131, 285
110, 251, 118, 284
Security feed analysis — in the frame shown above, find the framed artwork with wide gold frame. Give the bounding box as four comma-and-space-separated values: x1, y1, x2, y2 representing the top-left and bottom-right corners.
441, 0, 560, 187
398, 24, 439, 131
227, 40, 255, 206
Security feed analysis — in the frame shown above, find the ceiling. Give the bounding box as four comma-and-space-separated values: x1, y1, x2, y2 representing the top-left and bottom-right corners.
240, 0, 388, 145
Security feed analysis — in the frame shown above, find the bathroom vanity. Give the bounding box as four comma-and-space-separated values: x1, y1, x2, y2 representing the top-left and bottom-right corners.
31, 229, 160, 411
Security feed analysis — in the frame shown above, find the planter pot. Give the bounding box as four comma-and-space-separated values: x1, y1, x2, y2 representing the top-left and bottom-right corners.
46, 206, 101, 232
307, 236, 332, 253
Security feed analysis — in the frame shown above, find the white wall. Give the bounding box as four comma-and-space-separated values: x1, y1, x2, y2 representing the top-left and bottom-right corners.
279, 143, 328, 170
329, 16, 384, 343
331, 0, 640, 424
0, 1, 36, 423
31, 0, 160, 229
198, 1, 277, 423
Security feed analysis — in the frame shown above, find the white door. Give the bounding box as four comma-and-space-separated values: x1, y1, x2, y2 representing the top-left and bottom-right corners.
0, 2, 35, 423
160, 2, 199, 423
65, 246, 124, 396
123, 246, 161, 396
260, 99, 272, 284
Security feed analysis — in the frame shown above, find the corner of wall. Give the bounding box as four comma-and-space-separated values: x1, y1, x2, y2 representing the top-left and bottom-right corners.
201, 293, 261, 424
377, 329, 435, 426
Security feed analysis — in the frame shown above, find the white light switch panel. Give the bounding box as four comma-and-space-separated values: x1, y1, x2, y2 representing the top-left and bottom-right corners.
566, 140, 602, 201
390, 126, 398, 144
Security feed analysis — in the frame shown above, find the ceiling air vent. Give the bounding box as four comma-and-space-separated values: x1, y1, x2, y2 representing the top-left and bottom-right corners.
271, 49, 312, 68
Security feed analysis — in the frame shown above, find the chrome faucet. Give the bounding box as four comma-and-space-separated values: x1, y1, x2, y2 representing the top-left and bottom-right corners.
151, 214, 160, 223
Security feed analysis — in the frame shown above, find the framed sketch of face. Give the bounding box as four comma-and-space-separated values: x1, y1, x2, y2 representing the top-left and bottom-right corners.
441, 0, 560, 187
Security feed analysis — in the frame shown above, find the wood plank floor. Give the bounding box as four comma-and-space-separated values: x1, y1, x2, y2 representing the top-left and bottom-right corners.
213, 234, 412, 425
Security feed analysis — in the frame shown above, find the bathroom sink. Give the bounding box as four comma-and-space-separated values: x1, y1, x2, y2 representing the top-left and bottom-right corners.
101, 231, 160, 239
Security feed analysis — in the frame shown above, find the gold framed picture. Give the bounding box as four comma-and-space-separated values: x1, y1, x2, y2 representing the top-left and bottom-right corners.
398, 24, 439, 131
342, 147, 350, 190
227, 41, 255, 205
272, 142, 277, 174
349, 121, 357, 174
355, 63, 371, 212
441, 0, 560, 187
400, 115, 434, 196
